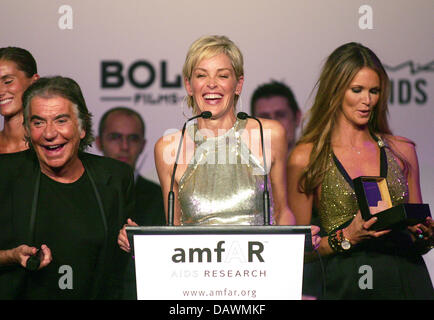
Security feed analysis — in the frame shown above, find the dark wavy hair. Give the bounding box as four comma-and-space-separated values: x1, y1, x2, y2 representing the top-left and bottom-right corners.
22, 76, 94, 151
0, 46, 37, 77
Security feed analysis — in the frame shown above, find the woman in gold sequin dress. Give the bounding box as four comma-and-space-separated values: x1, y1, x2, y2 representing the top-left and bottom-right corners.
287, 42, 433, 299
153, 35, 295, 226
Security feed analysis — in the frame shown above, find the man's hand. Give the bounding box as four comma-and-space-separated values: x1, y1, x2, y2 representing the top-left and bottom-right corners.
118, 218, 138, 253
10, 244, 52, 269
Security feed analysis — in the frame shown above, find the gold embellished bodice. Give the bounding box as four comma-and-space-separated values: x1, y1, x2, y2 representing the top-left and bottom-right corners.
318, 147, 409, 234
178, 118, 272, 225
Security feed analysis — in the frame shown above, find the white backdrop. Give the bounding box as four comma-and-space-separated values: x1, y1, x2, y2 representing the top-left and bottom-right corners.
1, 0, 433, 284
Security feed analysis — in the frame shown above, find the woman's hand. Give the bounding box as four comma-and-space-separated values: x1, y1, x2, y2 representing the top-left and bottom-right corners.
311, 225, 321, 250
343, 211, 391, 245
118, 218, 138, 253
408, 217, 434, 243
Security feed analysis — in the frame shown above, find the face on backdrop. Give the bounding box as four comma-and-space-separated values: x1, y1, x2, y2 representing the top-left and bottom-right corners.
97, 111, 145, 169
28, 95, 85, 175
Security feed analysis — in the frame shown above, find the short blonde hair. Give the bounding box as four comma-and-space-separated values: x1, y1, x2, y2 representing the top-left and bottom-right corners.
183, 35, 244, 111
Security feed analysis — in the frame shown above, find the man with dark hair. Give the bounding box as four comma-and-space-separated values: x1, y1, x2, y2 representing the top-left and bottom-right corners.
0, 76, 133, 299
251, 80, 301, 152
96, 107, 165, 226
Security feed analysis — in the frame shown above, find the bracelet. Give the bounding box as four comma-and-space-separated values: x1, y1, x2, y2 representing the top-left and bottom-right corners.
328, 229, 350, 253
328, 229, 342, 253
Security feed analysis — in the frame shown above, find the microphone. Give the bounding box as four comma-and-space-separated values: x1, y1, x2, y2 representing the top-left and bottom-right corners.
168, 111, 212, 226
26, 248, 43, 271
236, 112, 271, 225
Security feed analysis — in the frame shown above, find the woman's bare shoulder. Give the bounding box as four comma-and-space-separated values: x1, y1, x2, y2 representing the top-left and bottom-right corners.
288, 142, 314, 167
247, 117, 287, 142
254, 117, 284, 131
154, 130, 183, 165
155, 130, 182, 148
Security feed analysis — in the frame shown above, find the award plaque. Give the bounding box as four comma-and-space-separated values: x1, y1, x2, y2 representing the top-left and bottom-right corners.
353, 176, 431, 231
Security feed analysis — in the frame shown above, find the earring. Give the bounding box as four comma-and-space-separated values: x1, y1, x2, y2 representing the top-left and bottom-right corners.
235, 94, 244, 113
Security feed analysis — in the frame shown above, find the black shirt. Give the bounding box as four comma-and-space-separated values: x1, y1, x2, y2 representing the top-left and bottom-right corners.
22, 171, 104, 299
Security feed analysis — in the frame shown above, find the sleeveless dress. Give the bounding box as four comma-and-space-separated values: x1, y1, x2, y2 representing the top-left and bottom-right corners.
178, 118, 273, 225
317, 138, 433, 299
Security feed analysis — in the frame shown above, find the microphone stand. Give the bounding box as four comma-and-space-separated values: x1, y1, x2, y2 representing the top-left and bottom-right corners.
167, 111, 212, 226
237, 112, 271, 225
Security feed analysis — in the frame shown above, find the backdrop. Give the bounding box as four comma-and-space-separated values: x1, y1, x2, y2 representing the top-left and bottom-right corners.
1, 0, 433, 283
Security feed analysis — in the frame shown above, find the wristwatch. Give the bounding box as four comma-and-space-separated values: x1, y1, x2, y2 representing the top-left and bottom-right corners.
328, 229, 352, 253
340, 234, 352, 251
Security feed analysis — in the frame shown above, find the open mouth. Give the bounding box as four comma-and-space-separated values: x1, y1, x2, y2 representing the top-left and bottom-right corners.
0, 98, 13, 106
357, 109, 371, 117
43, 144, 66, 152
203, 93, 223, 104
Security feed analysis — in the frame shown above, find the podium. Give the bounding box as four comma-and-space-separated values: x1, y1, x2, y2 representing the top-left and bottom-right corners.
126, 225, 311, 300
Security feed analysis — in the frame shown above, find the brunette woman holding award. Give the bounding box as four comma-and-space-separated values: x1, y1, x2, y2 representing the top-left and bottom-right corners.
287, 42, 433, 299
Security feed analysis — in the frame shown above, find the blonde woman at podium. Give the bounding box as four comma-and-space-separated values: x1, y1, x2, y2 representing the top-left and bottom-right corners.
287, 42, 434, 299
153, 35, 296, 227
118, 36, 324, 253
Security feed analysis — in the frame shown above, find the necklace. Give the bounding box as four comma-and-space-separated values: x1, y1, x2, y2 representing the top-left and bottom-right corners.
350, 145, 362, 155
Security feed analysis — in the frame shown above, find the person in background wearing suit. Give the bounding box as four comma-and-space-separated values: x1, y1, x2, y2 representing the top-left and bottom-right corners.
96, 107, 165, 299
96, 107, 165, 226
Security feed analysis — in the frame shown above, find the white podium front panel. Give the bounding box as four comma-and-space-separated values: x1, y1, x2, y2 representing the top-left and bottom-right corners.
129, 226, 307, 300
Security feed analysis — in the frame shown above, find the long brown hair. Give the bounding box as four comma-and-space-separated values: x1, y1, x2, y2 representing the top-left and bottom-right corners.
298, 42, 409, 194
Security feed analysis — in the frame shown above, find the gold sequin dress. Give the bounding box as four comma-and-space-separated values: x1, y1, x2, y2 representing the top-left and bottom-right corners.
318, 147, 409, 234
178, 118, 272, 225
317, 138, 433, 299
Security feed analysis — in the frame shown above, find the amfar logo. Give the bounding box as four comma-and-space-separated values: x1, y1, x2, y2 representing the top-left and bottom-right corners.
385, 60, 433, 106
172, 241, 265, 263
100, 60, 184, 105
